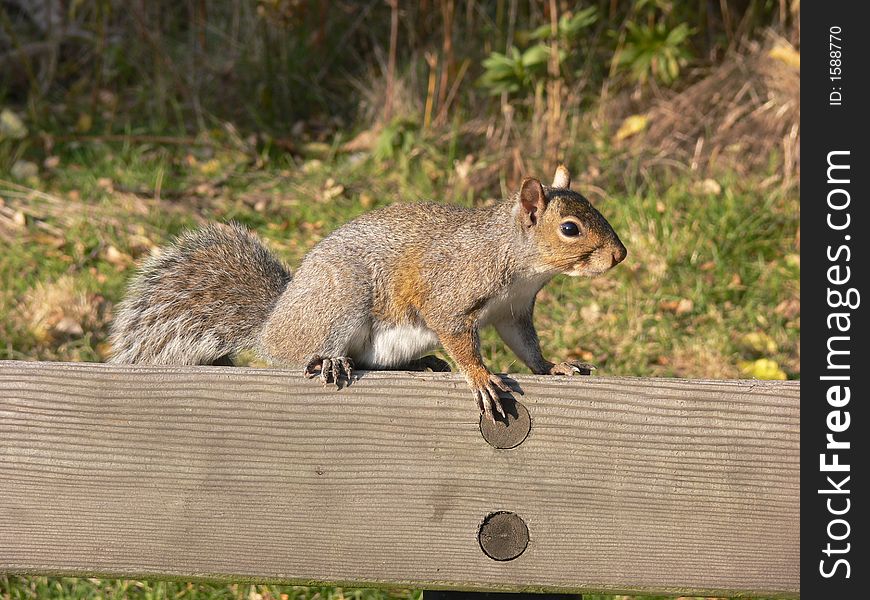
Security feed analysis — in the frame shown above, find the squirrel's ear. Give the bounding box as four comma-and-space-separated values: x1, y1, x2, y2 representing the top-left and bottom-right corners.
519, 177, 547, 226
552, 164, 571, 189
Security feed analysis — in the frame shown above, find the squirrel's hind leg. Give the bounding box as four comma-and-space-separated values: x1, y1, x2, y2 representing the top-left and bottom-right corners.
259, 264, 372, 387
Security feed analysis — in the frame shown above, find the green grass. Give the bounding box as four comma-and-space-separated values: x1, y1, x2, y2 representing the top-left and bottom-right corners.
1, 140, 799, 377
0, 137, 798, 600
0, 578, 419, 600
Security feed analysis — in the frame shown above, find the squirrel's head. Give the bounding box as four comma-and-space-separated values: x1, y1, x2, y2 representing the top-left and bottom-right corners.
516, 165, 627, 277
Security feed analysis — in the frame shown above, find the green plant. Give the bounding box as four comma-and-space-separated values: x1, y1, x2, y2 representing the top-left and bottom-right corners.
617, 21, 694, 85
477, 44, 556, 96
528, 6, 599, 42
480, 7, 598, 98
373, 117, 422, 161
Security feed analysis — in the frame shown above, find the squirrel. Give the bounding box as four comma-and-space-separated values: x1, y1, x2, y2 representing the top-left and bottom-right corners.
109, 165, 626, 420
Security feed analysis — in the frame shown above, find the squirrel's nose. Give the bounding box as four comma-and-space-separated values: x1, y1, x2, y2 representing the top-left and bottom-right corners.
611, 243, 627, 267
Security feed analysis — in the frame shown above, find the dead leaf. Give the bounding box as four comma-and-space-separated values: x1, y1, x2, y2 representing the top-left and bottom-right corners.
194, 182, 219, 197
739, 358, 787, 380
775, 298, 800, 319
97, 89, 118, 108
569, 348, 595, 362
53, 316, 84, 337
197, 159, 221, 176
740, 331, 778, 355
76, 112, 93, 133
768, 44, 800, 69
321, 178, 345, 202
454, 154, 475, 181
614, 114, 649, 142
302, 159, 323, 174
341, 127, 379, 153
301, 141, 332, 159
104, 245, 132, 268
692, 178, 722, 195
660, 298, 693, 315
580, 302, 602, 323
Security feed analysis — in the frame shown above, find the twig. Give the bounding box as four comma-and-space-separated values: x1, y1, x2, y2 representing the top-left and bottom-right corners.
434, 0, 454, 127
423, 52, 438, 130
0, 201, 66, 238
434, 58, 470, 126
383, 0, 400, 123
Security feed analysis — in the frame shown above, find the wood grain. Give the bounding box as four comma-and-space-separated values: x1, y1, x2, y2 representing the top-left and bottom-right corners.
0, 361, 799, 597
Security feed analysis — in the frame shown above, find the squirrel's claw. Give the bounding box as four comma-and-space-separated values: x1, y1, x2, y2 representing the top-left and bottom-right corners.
321, 358, 336, 385
339, 357, 354, 380
303, 355, 322, 379
474, 389, 496, 422
549, 360, 595, 376
303, 355, 354, 387
473, 373, 509, 422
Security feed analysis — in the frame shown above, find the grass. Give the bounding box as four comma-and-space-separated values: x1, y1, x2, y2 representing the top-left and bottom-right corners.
0, 578, 419, 600
0, 133, 799, 600
0, 138, 800, 379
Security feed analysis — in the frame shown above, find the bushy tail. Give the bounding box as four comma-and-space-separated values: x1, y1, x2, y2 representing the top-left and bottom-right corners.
109, 222, 292, 365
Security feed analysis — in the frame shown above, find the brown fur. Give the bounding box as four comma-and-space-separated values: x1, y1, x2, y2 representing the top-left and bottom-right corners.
374, 251, 428, 325
109, 167, 626, 418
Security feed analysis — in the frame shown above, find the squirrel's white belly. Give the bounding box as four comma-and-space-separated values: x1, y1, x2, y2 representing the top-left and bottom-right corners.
353, 322, 440, 369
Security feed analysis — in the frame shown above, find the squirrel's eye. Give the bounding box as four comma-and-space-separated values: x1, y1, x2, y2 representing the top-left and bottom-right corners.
560, 221, 581, 237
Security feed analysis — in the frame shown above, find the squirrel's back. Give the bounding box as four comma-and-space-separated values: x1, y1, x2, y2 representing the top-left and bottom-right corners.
109, 222, 291, 365
299, 201, 515, 274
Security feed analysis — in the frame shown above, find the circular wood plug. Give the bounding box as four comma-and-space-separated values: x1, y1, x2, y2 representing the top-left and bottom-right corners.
479, 397, 531, 449
478, 511, 529, 561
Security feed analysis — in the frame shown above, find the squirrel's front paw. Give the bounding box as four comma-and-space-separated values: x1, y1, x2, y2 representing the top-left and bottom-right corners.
549, 360, 595, 376
304, 355, 354, 387
468, 371, 510, 422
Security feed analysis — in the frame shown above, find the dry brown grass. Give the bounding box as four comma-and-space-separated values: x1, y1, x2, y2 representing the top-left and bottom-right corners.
19, 276, 110, 349
620, 29, 799, 186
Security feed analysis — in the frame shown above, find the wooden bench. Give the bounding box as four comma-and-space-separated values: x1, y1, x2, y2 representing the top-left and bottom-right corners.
0, 361, 800, 598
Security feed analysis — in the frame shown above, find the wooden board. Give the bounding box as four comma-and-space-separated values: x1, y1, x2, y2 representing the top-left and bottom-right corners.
0, 361, 800, 597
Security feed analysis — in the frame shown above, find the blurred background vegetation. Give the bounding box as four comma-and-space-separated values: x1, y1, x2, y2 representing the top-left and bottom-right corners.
2, 1, 798, 599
